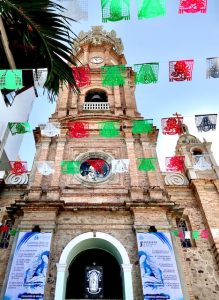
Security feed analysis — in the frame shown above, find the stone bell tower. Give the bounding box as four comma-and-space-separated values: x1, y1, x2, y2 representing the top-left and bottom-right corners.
26, 26, 168, 300
175, 124, 219, 180
55, 26, 139, 119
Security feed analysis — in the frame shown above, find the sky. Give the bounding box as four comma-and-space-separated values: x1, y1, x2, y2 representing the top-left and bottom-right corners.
20, 0, 219, 171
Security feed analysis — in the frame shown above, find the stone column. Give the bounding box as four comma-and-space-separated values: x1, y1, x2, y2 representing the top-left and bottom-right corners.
54, 263, 68, 300
114, 86, 123, 115
193, 180, 219, 265
50, 139, 65, 188
56, 86, 69, 118
123, 85, 135, 117
30, 139, 50, 187
125, 137, 144, 200
142, 141, 164, 189
121, 263, 134, 300
83, 45, 89, 64
104, 45, 111, 65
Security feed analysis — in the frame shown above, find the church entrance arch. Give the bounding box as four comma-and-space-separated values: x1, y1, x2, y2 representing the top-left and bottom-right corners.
54, 232, 134, 300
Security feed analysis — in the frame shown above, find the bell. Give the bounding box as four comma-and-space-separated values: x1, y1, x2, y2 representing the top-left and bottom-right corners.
91, 94, 102, 102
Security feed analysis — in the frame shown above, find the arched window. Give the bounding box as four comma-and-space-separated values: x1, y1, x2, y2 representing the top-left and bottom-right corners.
0, 219, 13, 248
176, 217, 195, 248
66, 249, 123, 299
192, 149, 203, 156
85, 89, 108, 103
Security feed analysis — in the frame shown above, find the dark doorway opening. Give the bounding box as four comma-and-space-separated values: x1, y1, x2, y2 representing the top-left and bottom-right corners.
66, 248, 123, 299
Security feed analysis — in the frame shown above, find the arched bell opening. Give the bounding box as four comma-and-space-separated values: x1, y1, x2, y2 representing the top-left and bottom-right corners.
191, 149, 203, 156
85, 89, 108, 103
65, 249, 123, 299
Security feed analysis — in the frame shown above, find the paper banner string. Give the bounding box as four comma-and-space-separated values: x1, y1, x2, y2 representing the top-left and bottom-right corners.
136, 0, 166, 19
71, 66, 91, 88
192, 154, 212, 171
184, 231, 191, 239
41, 123, 60, 137
61, 161, 81, 174
134, 63, 159, 84
0, 70, 23, 90
36, 161, 55, 176
86, 159, 105, 174
137, 157, 157, 171
57, 0, 88, 21
195, 114, 217, 132
132, 119, 153, 134
211, 228, 219, 238
33, 69, 47, 88
161, 116, 183, 135
200, 229, 209, 238
169, 60, 194, 82
207, 57, 219, 79
68, 122, 89, 138
101, 65, 126, 86
179, 0, 207, 14
166, 156, 185, 172
101, 0, 130, 22
178, 231, 185, 239
8, 122, 31, 135
172, 229, 210, 239
111, 159, 130, 173
10, 161, 28, 175
9, 229, 17, 236
0, 225, 10, 232
192, 230, 200, 240
172, 230, 179, 237
99, 121, 120, 138
9, 161, 27, 175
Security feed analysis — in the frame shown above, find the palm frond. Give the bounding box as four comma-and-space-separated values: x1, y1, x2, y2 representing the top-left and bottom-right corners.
0, 0, 80, 100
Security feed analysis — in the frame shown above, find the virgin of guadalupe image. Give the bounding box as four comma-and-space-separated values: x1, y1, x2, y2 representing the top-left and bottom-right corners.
23, 250, 50, 293
86, 269, 102, 295
138, 250, 164, 289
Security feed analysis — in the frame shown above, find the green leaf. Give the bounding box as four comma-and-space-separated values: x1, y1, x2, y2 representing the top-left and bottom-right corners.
0, 0, 79, 100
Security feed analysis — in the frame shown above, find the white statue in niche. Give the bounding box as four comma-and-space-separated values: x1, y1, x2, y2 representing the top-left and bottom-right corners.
86, 269, 102, 295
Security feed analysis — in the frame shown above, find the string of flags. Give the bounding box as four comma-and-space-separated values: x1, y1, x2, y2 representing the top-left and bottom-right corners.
1, 226, 219, 240
1, 57, 219, 90
101, 0, 208, 22
39, 114, 217, 139
172, 228, 219, 240
0, 225, 17, 235
9, 152, 213, 176
6, 113, 217, 175
53, 0, 209, 24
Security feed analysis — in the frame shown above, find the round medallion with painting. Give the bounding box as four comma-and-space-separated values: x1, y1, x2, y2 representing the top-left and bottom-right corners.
80, 158, 110, 182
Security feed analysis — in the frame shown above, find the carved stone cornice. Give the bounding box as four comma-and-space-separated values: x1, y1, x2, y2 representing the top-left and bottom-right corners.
73, 26, 124, 55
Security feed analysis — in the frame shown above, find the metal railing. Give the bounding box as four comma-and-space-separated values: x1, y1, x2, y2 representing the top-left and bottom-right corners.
83, 102, 110, 110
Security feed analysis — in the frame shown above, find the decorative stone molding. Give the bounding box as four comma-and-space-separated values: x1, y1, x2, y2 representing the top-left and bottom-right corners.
122, 264, 133, 272
163, 172, 189, 186
73, 26, 124, 55
56, 263, 68, 273
5, 173, 29, 185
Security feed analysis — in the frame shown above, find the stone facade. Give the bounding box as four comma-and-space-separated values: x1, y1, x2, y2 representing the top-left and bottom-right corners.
1, 26, 219, 300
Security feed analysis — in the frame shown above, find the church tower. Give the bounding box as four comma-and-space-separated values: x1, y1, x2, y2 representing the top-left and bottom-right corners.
175, 124, 219, 180
28, 26, 167, 299
1, 27, 219, 300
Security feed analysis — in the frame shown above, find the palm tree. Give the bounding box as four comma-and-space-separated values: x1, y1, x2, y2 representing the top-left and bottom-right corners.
0, 0, 79, 100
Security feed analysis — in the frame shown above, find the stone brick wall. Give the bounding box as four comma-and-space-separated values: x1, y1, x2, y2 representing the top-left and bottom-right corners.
166, 183, 219, 300
44, 210, 143, 300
